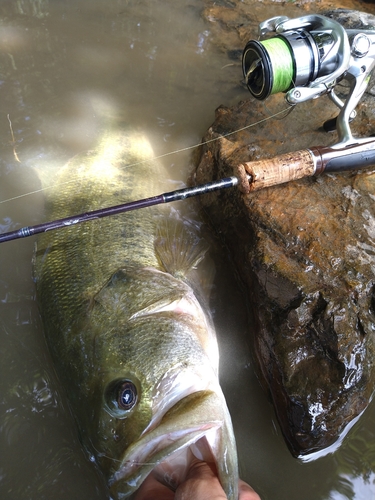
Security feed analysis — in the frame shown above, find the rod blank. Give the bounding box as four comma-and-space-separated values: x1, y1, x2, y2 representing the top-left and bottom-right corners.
0, 176, 239, 244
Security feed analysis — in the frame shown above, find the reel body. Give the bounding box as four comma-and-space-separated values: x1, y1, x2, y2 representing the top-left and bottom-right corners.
242, 14, 375, 145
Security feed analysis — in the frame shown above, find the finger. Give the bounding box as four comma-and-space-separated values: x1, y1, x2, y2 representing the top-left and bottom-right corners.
175, 459, 227, 500
133, 473, 175, 500
239, 479, 262, 500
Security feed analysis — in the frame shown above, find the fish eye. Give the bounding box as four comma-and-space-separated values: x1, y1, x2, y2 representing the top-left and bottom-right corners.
104, 378, 138, 417
117, 381, 137, 410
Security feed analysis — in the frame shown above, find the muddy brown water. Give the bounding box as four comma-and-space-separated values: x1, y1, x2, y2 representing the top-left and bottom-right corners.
1, 1, 375, 499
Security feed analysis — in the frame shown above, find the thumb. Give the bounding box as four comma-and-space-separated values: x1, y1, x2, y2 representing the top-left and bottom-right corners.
239, 479, 261, 500
175, 459, 227, 500
176, 459, 261, 500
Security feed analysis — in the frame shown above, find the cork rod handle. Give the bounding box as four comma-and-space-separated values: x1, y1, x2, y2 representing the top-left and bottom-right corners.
239, 149, 315, 192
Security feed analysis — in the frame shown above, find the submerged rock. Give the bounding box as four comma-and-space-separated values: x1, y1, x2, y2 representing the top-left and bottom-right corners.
195, 7, 375, 457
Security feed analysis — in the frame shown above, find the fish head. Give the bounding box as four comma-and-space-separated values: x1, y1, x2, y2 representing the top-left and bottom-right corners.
69, 268, 238, 499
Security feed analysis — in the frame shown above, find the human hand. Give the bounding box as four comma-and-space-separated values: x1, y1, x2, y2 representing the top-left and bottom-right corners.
134, 458, 261, 500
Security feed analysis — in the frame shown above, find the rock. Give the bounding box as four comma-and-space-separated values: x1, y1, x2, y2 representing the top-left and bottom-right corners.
200, 1, 375, 55
194, 7, 375, 456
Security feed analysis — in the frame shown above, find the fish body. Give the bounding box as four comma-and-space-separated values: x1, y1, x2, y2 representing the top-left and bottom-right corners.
33, 128, 239, 499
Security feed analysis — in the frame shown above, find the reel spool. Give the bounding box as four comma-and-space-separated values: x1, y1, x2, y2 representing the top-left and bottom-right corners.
243, 29, 337, 100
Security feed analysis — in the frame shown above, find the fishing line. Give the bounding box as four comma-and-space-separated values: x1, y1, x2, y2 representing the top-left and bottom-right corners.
0, 106, 291, 205
131, 106, 291, 163
261, 38, 294, 94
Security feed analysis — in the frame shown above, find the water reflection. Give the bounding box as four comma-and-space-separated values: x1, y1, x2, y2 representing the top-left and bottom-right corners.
1, 0, 375, 499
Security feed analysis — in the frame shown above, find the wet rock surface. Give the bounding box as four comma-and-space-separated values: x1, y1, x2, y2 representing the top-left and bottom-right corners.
194, 5, 375, 456
201, 0, 375, 56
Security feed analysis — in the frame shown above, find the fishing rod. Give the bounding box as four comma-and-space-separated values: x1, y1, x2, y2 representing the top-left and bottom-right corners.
2, 138, 375, 244
2, 13, 375, 244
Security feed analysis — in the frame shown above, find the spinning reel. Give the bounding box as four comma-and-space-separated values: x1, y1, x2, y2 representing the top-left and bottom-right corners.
242, 14, 375, 146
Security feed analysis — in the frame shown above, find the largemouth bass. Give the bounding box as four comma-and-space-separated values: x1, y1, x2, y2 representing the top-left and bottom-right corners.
33, 128, 239, 499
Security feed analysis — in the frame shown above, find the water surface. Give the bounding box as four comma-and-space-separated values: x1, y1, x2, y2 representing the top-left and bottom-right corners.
1, 1, 375, 499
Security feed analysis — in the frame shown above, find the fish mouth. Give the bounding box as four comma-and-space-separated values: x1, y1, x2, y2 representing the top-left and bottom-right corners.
108, 390, 238, 500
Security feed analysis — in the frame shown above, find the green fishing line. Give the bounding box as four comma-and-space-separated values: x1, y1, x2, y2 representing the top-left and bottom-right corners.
261, 37, 294, 94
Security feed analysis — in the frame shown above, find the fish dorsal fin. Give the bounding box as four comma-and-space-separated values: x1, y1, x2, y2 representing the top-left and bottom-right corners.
154, 216, 209, 281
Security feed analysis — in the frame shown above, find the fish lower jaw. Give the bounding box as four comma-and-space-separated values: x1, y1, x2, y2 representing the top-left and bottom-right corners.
147, 436, 217, 489
108, 425, 219, 499
108, 390, 239, 500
